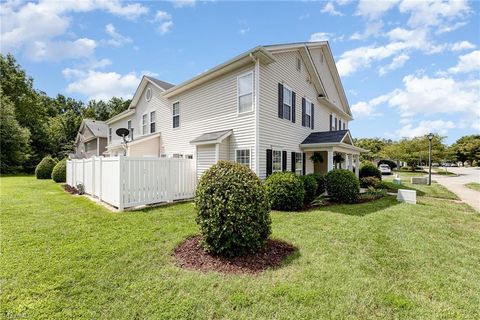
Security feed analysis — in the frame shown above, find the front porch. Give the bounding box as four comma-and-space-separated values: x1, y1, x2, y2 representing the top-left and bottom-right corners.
300, 130, 367, 177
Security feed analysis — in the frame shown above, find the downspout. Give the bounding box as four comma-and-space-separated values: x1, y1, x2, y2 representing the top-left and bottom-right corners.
250, 53, 260, 176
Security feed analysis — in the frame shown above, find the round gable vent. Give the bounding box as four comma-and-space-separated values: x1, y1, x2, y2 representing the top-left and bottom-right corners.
145, 88, 152, 101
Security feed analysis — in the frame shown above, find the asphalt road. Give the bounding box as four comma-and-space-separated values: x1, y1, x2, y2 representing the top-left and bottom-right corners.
432, 167, 480, 212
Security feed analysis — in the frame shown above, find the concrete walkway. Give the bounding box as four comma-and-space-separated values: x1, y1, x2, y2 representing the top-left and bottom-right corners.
432, 167, 480, 212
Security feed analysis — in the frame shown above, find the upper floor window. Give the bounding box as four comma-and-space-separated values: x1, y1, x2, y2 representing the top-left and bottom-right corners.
127, 120, 132, 139
343, 122, 346, 130
108, 127, 112, 142
283, 86, 292, 120
236, 149, 251, 168
295, 153, 303, 176
142, 114, 147, 135
305, 99, 312, 128
150, 111, 156, 133
272, 150, 282, 173
172, 102, 180, 128
296, 57, 301, 72
238, 72, 253, 113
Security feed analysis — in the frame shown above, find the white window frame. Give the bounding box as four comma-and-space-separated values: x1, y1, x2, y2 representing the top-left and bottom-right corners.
237, 71, 254, 114
235, 148, 251, 168
127, 120, 132, 139
295, 152, 303, 176
272, 149, 282, 173
305, 98, 312, 128
172, 101, 180, 129
145, 87, 152, 102
108, 128, 112, 142
150, 111, 156, 133
296, 57, 301, 72
142, 114, 147, 135
283, 85, 292, 121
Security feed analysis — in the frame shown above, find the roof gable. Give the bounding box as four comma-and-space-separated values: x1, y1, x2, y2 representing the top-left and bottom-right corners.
301, 130, 351, 145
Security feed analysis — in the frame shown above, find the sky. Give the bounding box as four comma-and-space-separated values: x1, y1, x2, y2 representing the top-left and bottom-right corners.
1, 0, 479, 144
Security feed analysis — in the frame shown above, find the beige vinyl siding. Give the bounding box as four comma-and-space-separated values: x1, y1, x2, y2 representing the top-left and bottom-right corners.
128, 136, 160, 157
98, 138, 108, 156
258, 50, 324, 179
218, 137, 230, 161
196, 145, 216, 179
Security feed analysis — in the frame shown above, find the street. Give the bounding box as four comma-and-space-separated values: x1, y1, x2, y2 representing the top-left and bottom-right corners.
433, 167, 480, 212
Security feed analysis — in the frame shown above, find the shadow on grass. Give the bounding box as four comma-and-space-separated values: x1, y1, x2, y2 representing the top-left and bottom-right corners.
315, 196, 400, 216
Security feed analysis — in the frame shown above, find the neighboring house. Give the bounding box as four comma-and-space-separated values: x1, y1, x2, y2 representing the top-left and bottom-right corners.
74, 119, 108, 158
106, 41, 366, 179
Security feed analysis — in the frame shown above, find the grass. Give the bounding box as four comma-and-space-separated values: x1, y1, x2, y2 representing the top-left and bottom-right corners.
465, 182, 480, 192
1, 176, 480, 319
382, 174, 459, 200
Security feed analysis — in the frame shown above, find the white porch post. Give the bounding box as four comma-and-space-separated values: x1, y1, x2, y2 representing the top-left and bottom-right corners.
355, 155, 360, 178
348, 154, 353, 171
341, 153, 347, 169
327, 149, 334, 172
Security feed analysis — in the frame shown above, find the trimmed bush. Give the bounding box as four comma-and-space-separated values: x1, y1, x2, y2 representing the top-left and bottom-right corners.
264, 172, 304, 211
360, 176, 381, 189
35, 156, 57, 179
472, 160, 478, 167
195, 161, 271, 257
325, 169, 360, 203
377, 159, 397, 169
359, 162, 382, 179
300, 174, 318, 204
52, 159, 67, 183
311, 173, 326, 196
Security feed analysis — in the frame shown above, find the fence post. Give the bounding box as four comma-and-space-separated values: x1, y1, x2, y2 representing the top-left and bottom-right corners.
118, 156, 124, 212
99, 157, 103, 201
92, 157, 96, 196
82, 158, 85, 186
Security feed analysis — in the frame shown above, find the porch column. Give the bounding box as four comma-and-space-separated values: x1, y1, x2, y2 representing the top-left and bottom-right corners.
341, 153, 347, 169
327, 150, 334, 172
348, 154, 353, 171
355, 155, 360, 178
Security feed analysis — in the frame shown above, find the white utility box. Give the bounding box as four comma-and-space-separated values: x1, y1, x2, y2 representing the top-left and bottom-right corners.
397, 189, 416, 204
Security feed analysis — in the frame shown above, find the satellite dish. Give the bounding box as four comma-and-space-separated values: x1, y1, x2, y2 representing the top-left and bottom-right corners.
116, 128, 130, 138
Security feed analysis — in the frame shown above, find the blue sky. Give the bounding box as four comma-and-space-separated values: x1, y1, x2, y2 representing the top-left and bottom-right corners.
1, 0, 479, 144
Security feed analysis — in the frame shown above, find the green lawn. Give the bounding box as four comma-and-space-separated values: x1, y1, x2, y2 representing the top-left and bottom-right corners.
465, 182, 480, 192
382, 174, 459, 200
1, 176, 480, 319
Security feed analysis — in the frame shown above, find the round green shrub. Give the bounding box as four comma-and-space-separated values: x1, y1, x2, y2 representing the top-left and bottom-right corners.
195, 161, 271, 257
35, 156, 57, 179
472, 160, 478, 167
360, 176, 381, 189
311, 173, 326, 195
264, 172, 305, 211
52, 159, 67, 183
300, 174, 318, 204
359, 162, 382, 179
325, 169, 360, 203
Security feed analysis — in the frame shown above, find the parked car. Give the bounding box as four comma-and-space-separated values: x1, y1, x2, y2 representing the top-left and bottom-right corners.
378, 164, 392, 175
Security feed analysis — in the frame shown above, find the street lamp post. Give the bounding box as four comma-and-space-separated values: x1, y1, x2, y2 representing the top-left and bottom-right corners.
428, 133, 434, 186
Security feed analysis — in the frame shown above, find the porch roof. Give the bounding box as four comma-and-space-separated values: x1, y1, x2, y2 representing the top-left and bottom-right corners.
301, 130, 350, 144
300, 130, 368, 153
190, 129, 232, 145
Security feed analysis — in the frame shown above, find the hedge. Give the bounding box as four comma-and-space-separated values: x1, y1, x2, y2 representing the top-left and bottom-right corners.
325, 169, 360, 203
35, 156, 57, 179
264, 172, 304, 211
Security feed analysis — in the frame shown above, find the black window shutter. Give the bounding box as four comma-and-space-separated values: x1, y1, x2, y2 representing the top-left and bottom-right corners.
266, 149, 272, 176
278, 83, 284, 119
282, 151, 287, 171
301, 98, 306, 127
343, 122, 346, 130
302, 153, 306, 175
311, 103, 315, 130
291, 152, 296, 172
291, 92, 296, 123
339, 119, 342, 130
329, 115, 333, 131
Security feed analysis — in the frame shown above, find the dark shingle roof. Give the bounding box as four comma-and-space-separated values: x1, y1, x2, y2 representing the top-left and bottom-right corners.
145, 76, 175, 90
190, 130, 232, 144
301, 130, 349, 144
84, 119, 108, 138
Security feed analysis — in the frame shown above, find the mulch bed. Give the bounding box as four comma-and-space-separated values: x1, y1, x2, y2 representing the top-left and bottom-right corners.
62, 184, 78, 194
173, 235, 297, 275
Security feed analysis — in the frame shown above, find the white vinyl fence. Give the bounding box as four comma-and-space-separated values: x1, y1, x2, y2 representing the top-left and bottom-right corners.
67, 156, 196, 211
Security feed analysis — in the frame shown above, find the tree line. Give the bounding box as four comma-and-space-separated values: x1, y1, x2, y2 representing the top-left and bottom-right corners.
0, 53, 131, 173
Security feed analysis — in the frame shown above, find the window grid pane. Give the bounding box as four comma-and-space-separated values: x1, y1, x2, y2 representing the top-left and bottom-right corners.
295, 153, 302, 175
173, 115, 180, 128
239, 93, 253, 113
273, 150, 282, 172
236, 149, 250, 167
142, 114, 147, 135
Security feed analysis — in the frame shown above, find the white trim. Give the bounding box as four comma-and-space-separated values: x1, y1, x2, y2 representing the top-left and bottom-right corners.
172, 101, 180, 129
236, 70, 254, 114
235, 148, 251, 168
145, 87, 152, 101
254, 58, 260, 175
295, 152, 303, 175
141, 113, 148, 135
305, 98, 312, 128
105, 109, 135, 124
149, 110, 156, 133
272, 149, 282, 173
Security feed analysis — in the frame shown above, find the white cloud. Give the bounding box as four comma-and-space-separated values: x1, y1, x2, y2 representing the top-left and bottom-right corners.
64, 69, 143, 100
355, 0, 399, 20
170, 0, 196, 8
450, 41, 475, 51
448, 50, 480, 74
436, 21, 468, 34
26, 38, 97, 61
395, 120, 455, 138
379, 54, 409, 75
104, 23, 132, 47
154, 11, 173, 35
239, 28, 250, 35
350, 21, 383, 40
309, 32, 332, 42
399, 0, 471, 28
351, 93, 392, 118
321, 2, 343, 16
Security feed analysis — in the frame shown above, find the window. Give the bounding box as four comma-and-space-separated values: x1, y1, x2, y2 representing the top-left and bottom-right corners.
185, 154, 194, 159
283, 86, 292, 120
335, 116, 338, 130
172, 102, 180, 128
305, 99, 312, 128
272, 150, 282, 172
145, 88, 152, 101
236, 149, 250, 167
343, 122, 346, 130
127, 120, 132, 139
238, 72, 253, 113
295, 153, 303, 176
150, 111, 156, 133
109, 128, 112, 142
296, 57, 301, 71
142, 114, 147, 135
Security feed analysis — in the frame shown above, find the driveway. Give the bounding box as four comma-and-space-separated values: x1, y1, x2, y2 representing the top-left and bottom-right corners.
433, 167, 480, 212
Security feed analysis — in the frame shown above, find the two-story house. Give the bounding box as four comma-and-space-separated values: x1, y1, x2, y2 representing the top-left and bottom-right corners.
105, 41, 366, 179
73, 119, 108, 159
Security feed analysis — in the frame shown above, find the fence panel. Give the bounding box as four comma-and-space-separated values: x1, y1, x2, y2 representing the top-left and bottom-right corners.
66, 156, 196, 210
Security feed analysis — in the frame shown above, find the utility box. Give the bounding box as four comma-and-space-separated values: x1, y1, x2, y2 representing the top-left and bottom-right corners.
411, 176, 428, 185
397, 189, 416, 204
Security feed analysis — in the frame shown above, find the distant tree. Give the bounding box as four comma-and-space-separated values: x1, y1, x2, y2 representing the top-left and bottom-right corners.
107, 97, 131, 118
449, 135, 480, 165
353, 138, 393, 161
0, 92, 31, 173
46, 110, 82, 158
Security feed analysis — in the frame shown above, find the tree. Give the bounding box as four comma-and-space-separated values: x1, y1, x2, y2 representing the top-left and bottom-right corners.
46, 110, 82, 158
449, 135, 480, 165
0, 92, 31, 173
354, 138, 393, 161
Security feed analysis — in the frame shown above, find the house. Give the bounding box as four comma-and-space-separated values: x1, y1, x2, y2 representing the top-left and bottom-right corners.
73, 119, 108, 158
105, 41, 366, 179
